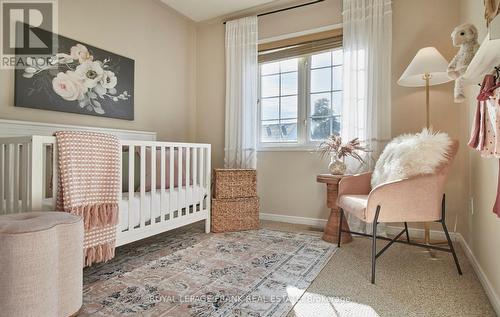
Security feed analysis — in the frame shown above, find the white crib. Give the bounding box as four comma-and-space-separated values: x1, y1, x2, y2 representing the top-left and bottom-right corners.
0, 134, 211, 247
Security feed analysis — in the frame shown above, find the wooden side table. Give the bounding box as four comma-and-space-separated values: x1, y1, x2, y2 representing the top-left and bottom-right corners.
317, 174, 352, 244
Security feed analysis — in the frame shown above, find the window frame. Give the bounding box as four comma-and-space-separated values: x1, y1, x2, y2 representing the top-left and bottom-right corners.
257, 48, 343, 151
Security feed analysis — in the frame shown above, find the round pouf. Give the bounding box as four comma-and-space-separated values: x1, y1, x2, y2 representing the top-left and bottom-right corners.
0, 212, 83, 317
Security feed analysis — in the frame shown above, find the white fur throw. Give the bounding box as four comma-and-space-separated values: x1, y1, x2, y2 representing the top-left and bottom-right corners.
371, 129, 452, 188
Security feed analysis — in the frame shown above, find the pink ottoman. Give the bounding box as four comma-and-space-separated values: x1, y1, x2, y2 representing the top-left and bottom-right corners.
0, 212, 83, 317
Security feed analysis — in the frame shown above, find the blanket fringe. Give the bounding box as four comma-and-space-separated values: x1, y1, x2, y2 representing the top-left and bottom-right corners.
70, 203, 118, 230
84, 242, 116, 267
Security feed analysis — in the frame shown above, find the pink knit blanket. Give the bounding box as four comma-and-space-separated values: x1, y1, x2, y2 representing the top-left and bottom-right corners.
55, 131, 120, 266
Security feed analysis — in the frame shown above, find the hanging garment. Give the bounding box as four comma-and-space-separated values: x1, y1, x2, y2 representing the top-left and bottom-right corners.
481, 88, 500, 217
468, 75, 496, 151
484, 87, 500, 217
495, 160, 500, 217
481, 86, 500, 157
468, 97, 487, 150
469, 75, 500, 217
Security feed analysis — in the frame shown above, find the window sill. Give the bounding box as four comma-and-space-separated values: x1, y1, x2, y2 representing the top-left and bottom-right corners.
257, 145, 319, 152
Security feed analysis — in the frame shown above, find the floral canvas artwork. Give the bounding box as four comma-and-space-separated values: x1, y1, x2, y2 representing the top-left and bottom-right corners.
15, 28, 134, 120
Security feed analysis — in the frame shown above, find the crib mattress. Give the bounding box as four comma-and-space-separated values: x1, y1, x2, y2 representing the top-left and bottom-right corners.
38, 185, 207, 231
118, 185, 207, 231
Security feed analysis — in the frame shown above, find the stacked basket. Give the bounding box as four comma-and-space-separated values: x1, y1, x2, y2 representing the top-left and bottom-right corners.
211, 169, 260, 232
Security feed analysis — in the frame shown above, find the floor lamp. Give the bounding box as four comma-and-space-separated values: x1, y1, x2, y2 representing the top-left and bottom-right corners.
397, 47, 453, 245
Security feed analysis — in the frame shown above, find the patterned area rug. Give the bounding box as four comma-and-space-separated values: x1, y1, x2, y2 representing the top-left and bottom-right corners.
81, 223, 336, 317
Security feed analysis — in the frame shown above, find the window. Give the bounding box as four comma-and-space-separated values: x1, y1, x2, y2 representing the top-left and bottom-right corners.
309, 49, 343, 141
258, 48, 343, 148
260, 58, 299, 143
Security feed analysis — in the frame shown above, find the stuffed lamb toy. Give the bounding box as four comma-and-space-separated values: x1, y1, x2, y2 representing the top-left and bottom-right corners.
447, 23, 479, 103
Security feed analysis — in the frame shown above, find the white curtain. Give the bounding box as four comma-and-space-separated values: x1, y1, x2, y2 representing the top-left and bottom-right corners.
224, 16, 258, 169
342, 0, 392, 233
342, 0, 392, 170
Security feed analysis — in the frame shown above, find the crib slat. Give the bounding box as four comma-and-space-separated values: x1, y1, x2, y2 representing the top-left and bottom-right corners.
128, 145, 135, 231
178, 147, 182, 217
30, 137, 44, 211
160, 147, 166, 222
27, 142, 31, 210
41, 145, 47, 205
20, 143, 28, 211
42, 145, 47, 204
5, 144, 13, 213
118, 145, 123, 222
205, 146, 211, 233
185, 147, 190, 214
150, 146, 156, 225
0, 145, 4, 214
169, 146, 174, 219
193, 147, 198, 211
199, 148, 204, 198
140, 146, 146, 228
51, 144, 58, 210
13, 144, 20, 213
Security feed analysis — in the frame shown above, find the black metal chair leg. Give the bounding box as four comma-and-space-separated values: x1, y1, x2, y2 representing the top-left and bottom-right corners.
371, 206, 381, 284
441, 194, 462, 275
404, 222, 410, 242
442, 220, 462, 275
338, 208, 344, 248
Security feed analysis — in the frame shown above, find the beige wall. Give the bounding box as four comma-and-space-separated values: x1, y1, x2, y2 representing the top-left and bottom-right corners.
195, 0, 342, 220
195, 22, 226, 170
460, 0, 500, 304
0, 0, 197, 141
392, 0, 467, 235
256, 0, 343, 220
195, 0, 468, 223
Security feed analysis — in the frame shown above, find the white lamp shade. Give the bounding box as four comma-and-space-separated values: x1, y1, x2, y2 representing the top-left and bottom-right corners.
397, 47, 452, 87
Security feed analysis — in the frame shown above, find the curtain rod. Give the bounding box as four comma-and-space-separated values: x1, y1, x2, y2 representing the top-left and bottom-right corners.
222, 0, 325, 25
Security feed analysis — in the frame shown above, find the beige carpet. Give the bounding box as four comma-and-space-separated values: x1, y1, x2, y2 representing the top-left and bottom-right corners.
261, 220, 495, 317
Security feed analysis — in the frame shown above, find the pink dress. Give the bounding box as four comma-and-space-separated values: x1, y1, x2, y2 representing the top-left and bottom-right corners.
468, 75, 500, 217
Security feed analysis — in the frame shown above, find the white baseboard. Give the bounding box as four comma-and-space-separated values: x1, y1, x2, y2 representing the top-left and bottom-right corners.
261, 212, 500, 314
259, 212, 327, 228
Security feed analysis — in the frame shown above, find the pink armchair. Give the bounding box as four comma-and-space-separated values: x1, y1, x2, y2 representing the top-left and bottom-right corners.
336, 141, 462, 284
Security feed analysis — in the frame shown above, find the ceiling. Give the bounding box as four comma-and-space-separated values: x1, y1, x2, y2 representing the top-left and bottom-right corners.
162, 0, 278, 22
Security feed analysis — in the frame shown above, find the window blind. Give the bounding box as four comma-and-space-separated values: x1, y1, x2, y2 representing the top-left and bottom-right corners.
258, 28, 343, 63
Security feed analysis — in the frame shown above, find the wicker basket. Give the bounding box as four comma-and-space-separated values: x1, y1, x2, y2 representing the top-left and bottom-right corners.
211, 197, 260, 232
213, 169, 257, 199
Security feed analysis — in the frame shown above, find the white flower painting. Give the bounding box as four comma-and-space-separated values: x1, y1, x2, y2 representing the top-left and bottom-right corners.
16, 30, 134, 120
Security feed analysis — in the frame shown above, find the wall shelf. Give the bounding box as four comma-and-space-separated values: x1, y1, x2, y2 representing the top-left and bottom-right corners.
463, 16, 500, 85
